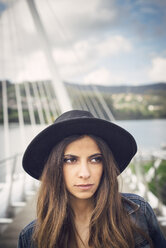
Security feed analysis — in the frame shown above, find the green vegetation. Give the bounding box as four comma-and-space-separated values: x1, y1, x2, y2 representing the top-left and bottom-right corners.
111, 92, 166, 120
145, 160, 166, 205
130, 160, 166, 205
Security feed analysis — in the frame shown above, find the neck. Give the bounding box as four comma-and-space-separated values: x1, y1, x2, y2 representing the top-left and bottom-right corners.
69, 196, 94, 222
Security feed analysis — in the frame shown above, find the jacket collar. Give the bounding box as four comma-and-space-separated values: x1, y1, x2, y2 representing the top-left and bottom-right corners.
122, 195, 140, 215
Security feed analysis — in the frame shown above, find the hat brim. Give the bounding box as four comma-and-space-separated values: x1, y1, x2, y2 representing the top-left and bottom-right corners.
22, 118, 137, 179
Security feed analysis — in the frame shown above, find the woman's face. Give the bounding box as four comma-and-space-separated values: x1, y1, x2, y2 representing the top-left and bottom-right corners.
63, 135, 103, 201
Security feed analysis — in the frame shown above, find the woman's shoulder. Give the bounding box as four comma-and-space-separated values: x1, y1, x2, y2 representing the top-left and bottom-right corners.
20, 220, 36, 235
18, 220, 36, 248
122, 192, 146, 203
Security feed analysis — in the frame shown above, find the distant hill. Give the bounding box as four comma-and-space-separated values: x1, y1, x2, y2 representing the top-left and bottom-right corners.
96, 82, 166, 94
66, 82, 166, 94
0, 81, 166, 122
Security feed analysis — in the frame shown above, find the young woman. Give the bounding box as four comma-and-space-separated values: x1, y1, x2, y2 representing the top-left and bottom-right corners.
18, 110, 166, 248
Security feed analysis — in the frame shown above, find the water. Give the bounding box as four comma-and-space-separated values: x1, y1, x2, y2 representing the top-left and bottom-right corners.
116, 119, 166, 152
0, 124, 46, 160
0, 119, 166, 160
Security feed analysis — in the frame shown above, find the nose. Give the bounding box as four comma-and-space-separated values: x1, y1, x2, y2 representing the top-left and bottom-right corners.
78, 160, 90, 179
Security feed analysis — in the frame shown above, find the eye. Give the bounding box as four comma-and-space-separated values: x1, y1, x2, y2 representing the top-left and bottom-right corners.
63, 156, 77, 164
91, 156, 102, 163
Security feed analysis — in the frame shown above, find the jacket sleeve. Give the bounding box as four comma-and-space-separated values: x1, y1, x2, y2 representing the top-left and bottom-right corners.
17, 231, 35, 248
17, 232, 24, 248
145, 201, 166, 248
17, 221, 36, 248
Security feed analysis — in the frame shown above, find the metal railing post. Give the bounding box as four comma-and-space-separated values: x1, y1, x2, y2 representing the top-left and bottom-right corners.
6, 154, 18, 218
152, 157, 163, 214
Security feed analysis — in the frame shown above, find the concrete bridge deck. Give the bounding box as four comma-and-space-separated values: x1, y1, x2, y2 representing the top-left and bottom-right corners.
0, 196, 36, 248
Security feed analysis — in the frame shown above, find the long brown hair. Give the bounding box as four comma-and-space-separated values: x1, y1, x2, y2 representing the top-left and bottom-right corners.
33, 135, 153, 248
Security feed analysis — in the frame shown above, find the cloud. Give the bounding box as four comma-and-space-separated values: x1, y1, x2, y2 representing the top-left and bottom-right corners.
83, 67, 124, 85
97, 35, 132, 56
53, 49, 78, 65
16, 51, 50, 82
41, 0, 117, 37
148, 57, 166, 82
53, 35, 132, 65
51, 35, 132, 82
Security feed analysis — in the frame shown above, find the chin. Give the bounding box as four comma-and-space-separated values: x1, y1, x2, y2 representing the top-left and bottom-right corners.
72, 192, 94, 200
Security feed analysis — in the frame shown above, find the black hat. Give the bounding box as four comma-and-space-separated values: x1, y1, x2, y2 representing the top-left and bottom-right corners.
23, 110, 137, 179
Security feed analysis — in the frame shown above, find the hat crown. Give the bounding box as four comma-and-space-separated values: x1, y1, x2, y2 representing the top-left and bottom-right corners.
55, 110, 94, 123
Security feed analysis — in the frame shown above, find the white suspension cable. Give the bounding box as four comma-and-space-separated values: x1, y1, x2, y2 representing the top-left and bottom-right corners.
37, 81, 52, 124
43, 81, 59, 119
87, 85, 106, 119
91, 85, 115, 121
15, 83, 26, 148
26, 0, 72, 113
66, 84, 84, 110
74, 85, 91, 111
10, 0, 27, 83
0, 3, 6, 81
7, 0, 17, 81
2, 80, 10, 183
31, 81, 45, 125
24, 81, 36, 126
76, 84, 97, 117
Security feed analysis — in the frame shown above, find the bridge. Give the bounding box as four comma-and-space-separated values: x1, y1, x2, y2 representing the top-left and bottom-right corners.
0, 0, 166, 247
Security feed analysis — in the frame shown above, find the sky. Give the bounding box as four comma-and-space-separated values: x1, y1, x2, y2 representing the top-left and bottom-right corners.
0, 0, 166, 86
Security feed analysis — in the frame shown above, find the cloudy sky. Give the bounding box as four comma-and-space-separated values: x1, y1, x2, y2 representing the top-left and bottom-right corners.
0, 0, 166, 85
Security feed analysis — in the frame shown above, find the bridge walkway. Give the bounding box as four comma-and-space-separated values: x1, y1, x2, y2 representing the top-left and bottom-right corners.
0, 196, 36, 248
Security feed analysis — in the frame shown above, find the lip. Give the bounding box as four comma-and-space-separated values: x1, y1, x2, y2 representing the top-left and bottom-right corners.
75, 184, 94, 190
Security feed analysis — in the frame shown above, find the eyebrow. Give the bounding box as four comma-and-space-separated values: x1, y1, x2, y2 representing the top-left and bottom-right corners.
64, 153, 102, 158
64, 154, 79, 158
89, 153, 102, 158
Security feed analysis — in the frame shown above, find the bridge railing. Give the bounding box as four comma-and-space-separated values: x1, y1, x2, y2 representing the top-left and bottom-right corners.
122, 150, 166, 226
0, 153, 37, 232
